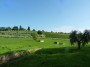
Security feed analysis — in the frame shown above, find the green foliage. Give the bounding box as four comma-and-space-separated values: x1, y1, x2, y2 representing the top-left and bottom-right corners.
37, 30, 43, 35
70, 30, 90, 49
44, 32, 69, 39
0, 27, 12, 31
12, 26, 19, 31
0, 26, 69, 39
27, 26, 30, 31
0, 27, 6, 31
19, 25, 25, 31
70, 31, 79, 45
31, 32, 38, 40
5, 27, 12, 31
32, 29, 36, 31
82, 30, 90, 46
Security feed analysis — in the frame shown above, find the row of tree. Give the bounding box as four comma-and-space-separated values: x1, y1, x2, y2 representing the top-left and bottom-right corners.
70, 30, 90, 49
44, 32, 69, 39
0, 25, 30, 31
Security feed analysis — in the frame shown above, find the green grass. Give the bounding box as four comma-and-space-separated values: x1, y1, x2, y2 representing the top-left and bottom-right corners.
2, 47, 90, 67
0, 38, 70, 55
1, 38, 90, 67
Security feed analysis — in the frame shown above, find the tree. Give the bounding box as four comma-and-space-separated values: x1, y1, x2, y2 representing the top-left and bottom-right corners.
82, 30, 90, 46
12, 26, 18, 31
0, 27, 12, 31
6, 27, 12, 31
69, 31, 82, 49
37, 30, 42, 35
0, 27, 6, 31
31, 32, 38, 40
70, 30, 90, 49
27, 26, 30, 31
19, 25, 25, 31
32, 29, 36, 31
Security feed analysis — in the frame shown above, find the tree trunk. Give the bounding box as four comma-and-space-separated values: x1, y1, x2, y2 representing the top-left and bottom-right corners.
78, 41, 81, 49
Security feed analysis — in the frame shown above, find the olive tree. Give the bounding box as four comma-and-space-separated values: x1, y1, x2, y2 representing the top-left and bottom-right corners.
70, 30, 90, 49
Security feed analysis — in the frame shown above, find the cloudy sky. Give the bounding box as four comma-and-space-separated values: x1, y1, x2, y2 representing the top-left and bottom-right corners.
0, 0, 90, 33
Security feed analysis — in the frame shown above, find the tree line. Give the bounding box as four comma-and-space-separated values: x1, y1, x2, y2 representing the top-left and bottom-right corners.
44, 32, 69, 39
0, 25, 30, 31
0, 26, 70, 39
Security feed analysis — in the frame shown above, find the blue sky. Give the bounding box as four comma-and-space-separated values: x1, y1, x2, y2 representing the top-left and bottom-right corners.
0, 0, 90, 32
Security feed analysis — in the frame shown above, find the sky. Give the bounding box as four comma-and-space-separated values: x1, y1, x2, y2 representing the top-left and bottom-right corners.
0, 0, 90, 33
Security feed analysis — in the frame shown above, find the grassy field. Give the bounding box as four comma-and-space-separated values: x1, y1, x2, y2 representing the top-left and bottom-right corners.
0, 38, 70, 55
0, 38, 90, 67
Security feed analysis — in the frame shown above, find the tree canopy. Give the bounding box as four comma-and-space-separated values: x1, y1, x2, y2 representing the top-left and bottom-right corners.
70, 30, 90, 49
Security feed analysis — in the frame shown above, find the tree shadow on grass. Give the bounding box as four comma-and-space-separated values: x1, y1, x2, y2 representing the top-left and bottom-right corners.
1, 47, 90, 67
34, 47, 80, 54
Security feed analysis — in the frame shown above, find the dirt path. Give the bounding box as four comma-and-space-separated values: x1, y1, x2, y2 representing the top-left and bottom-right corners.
0, 48, 42, 64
